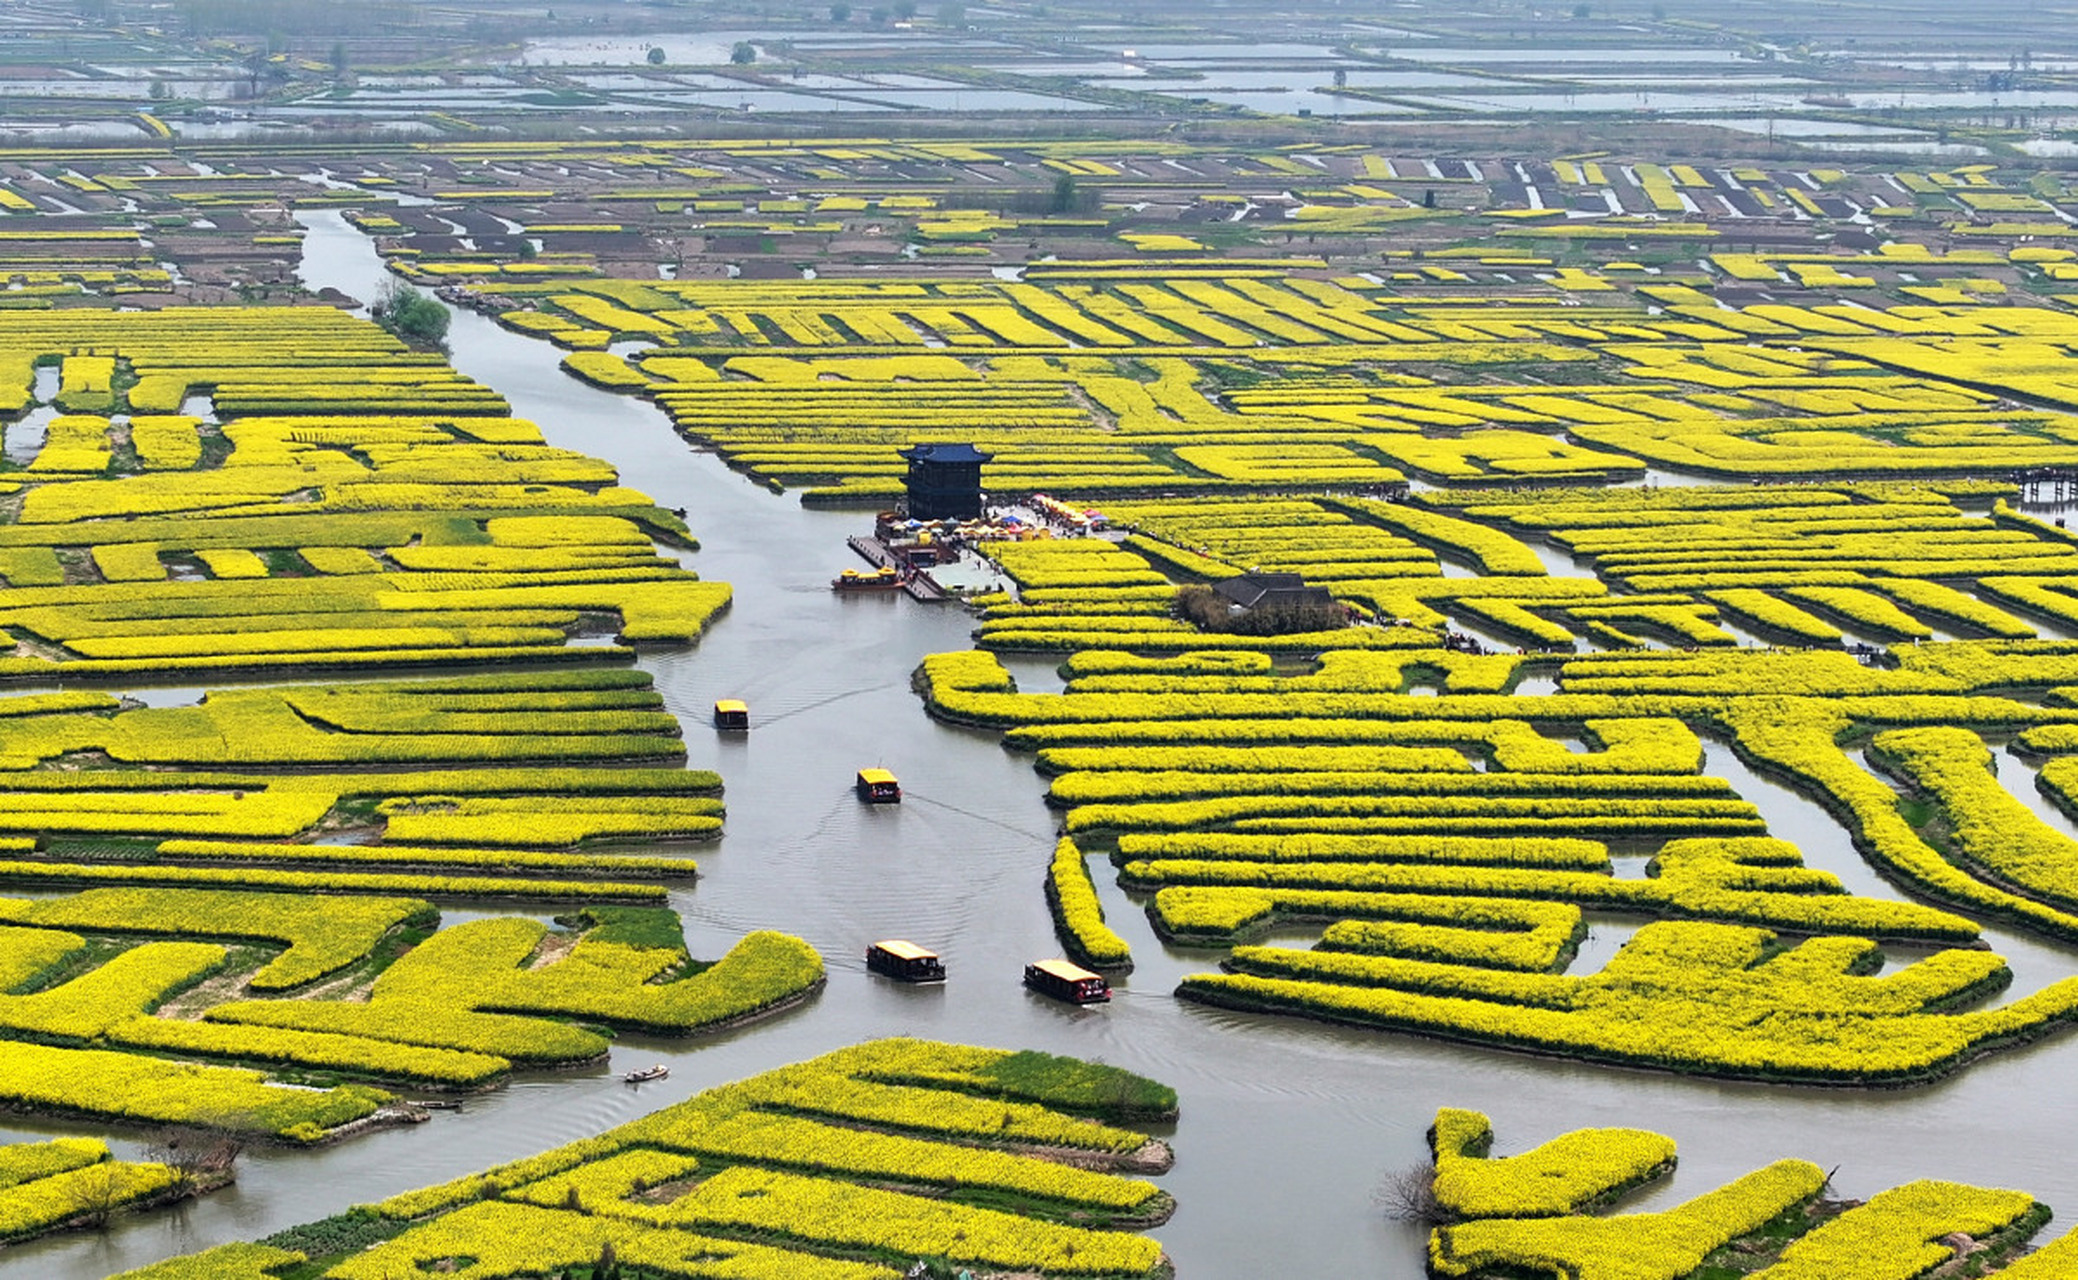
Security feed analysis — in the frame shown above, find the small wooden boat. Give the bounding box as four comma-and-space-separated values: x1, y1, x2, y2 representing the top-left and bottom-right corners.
408, 1099, 463, 1111
867, 939, 946, 982
713, 699, 749, 731
624, 1064, 670, 1083
1024, 958, 1110, 1005
833, 565, 905, 593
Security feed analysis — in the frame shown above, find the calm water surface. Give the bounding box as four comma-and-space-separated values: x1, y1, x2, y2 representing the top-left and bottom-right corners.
20, 211, 2078, 1277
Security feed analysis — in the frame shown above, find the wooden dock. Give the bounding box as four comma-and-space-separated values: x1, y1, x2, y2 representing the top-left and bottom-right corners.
848, 535, 897, 568
904, 574, 950, 603
846, 535, 950, 603
2017, 469, 2078, 505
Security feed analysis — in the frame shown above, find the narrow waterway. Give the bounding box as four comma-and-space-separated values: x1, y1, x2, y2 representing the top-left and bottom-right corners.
23, 212, 2078, 1275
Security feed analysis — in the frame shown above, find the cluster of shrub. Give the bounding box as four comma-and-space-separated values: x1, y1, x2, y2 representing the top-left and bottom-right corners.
1174, 585, 1350, 637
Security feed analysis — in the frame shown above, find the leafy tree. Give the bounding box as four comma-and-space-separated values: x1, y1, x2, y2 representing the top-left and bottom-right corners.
1571, 2, 1589, 14
646, 45, 666, 64
149, 80, 171, 100
370, 280, 449, 348
830, 2, 851, 18
868, 4, 889, 21
730, 41, 757, 64
894, 0, 916, 16
939, 2, 963, 25
330, 39, 347, 72
1051, 173, 1081, 213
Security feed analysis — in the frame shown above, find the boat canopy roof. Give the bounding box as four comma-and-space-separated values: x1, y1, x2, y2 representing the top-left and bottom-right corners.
871, 939, 936, 961
1030, 958, 1101, 983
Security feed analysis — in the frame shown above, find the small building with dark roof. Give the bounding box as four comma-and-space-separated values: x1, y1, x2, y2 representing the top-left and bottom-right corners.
1213, 572, 1335, 613
900, 442, 991, 520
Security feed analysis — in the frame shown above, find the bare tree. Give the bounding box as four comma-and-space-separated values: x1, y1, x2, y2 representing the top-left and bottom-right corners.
1376, 1162, 1447, 1225
143, 1125, 244, 1196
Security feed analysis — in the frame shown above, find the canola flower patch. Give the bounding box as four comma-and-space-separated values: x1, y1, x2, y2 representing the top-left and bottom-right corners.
0, 1040, 391, 1141
1429, 1109, 1676, 1219
912, 644, 2078, 1081
0, 1138, 182, 1244
1868, 726, 2078, 913
54, 134, 2078, 1274
103, 1245, 306, 1280
1425, 1111, 2058, 1279
471, 263, 2078, 510
1048, 836, 1133, 971
208, 916, 822, 1063
0, 310, 725, 681
0, 898, 812, 1087
119, 1040, 1177, 1280
1187, 922, 2077, 1085
0, 888, 435, 990
0, 305, 772, 1153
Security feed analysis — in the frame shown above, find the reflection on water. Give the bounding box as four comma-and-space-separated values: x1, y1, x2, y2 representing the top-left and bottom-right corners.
23, 210, 2078, 1277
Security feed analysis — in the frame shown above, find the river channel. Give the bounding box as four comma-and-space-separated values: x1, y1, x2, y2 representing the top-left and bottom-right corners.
16, 211, 2078, 1276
